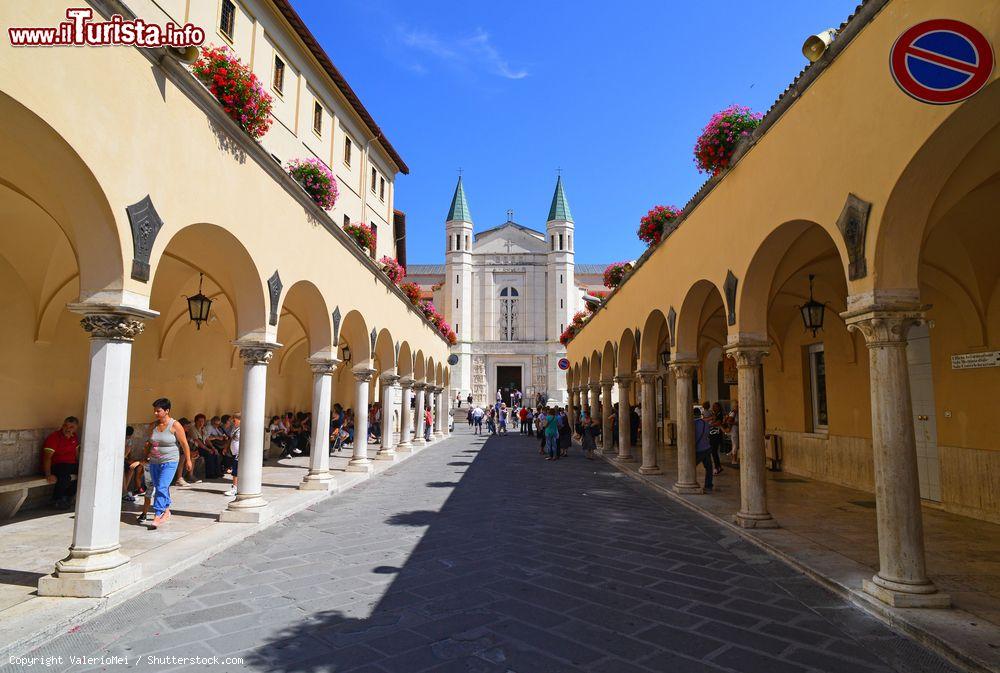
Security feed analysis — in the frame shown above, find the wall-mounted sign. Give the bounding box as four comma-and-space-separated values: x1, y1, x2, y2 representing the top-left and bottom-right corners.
723, 355, 738, 385
557, 357, 570, 371
951, 351, 1000, 370
890, 19, 993, 105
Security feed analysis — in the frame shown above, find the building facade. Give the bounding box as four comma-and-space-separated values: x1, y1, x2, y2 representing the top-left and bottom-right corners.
408, 177, 607, 406
563, 0, 998, 612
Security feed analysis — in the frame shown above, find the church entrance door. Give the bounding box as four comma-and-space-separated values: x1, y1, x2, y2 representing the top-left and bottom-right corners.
496, 366, 521, 406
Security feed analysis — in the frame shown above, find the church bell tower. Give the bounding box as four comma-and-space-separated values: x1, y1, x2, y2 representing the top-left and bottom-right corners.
443, 176, 474, 401
546, 175, 574, 404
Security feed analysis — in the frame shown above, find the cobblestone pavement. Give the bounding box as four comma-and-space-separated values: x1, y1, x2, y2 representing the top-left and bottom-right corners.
11, 427, 964, 673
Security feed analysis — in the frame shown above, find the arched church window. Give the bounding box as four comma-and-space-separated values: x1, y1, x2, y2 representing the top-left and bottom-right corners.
498, 287, 519, 341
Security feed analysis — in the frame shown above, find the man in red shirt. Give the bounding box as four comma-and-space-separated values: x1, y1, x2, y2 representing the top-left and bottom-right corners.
42, 416, 80, 510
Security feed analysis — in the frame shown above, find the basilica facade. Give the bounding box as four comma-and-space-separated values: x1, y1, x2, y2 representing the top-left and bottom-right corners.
408, 177, 606, 407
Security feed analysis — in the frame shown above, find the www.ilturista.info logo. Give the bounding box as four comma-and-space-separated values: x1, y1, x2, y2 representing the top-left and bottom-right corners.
8, 8, 205, 48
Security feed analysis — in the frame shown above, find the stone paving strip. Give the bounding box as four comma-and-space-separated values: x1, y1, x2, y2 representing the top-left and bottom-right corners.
0, 442, 439, 662
2, 428, 969, 673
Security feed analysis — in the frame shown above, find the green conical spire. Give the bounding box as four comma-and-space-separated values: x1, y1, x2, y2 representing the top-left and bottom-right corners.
547, 175, 573, 223
446, 176, 472, 223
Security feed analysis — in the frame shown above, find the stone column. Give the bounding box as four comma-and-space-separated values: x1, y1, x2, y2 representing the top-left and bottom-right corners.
397, 377, 414, 452
220, 341, 280, 523
442, 388, 452, 436
637, 371, 661, 475
412, 383, 427, 446
434, 387, 445, 438
615, 375, 635, 461
299, 358, 340, 491
581, 387, 590, 419
844, 301, 949, 608
726, 342, 776, 528
39, 308, 154, 598
669, 360, 702, 493
377, 373, 399, 460
347, 367, 376, 473
600, 380, 614, 453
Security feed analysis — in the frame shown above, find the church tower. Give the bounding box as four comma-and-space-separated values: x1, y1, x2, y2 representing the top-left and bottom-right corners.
546, 176, 574, 403
443, 176, 474, 401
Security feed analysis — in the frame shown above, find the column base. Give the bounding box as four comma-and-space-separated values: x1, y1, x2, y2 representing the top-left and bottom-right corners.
639, 465, 662, 475
412, 438, 427, 447
346, 458, 373, 473
616, 454, 636, 462
219, 494, 271, 523
863, 577, 951, 608
734, 511, 779, 529
38, 561, 140, 598
298, 473, 337, 491
673, 482, 703, 494
396, 442, 413, 453
375, 450, 397, 461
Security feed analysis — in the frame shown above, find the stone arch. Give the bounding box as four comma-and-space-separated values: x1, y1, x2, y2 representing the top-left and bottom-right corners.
589, 350, 602, 384
150, 223, 268, 342
426, 356, 436, 386
617, 328, 637, 376
601, 341, 616, 381
397, 342, 414, 378
279, 280, 333, 360
340, 310, 370, 367
639, 309, 669, 371
374, 328, 396, 373
413, 350, 426, 382
675, 280, 727, 358
0, 90, 125, 300
875, 79, 1000, 290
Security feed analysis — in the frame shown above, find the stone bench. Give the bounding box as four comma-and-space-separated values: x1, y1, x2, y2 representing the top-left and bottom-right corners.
0, 475, 58, 519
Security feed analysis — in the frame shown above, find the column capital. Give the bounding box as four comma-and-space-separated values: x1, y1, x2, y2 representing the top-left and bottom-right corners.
668, 360, 698, 377
600, 379, 615, 388
307, 357, 341, 375
589, 382, 601, 391
635, 370, 658, 385
381, 373, 401, 385
841, 302, 929, 347
725, 341, 770, 368
614, 374, 634, 386
352, 366, 377, 382
412, 381, 428, 391
234, 340, 282, 365
399, 376, 414, 389
68, 303, 158, 343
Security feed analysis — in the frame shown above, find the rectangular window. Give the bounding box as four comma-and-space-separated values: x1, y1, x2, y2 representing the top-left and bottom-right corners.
559, 234, 564, 250
560, 299, 563, 309
370, 167, 377, 193
456, 274, 459, 283
448, 235, 452, 252
312, 101, 323, 136
272, 55, 285, 94
465, 234, 470, 249
550, 235, 555, 251
455, 322, 459, 335
568, 234, 572, 250
343, 137, 352, 166
560, 323, 564, 333
379, 177, 386, 201
808, 343, 829, 432
219, 0, 235, 39
456, 299, 459, 308
560, 274, 563, 284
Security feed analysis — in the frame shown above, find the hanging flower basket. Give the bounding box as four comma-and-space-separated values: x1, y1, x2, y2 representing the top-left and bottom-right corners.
445, 329, 458, 345
379, 256, 405, 284
638, 205, 682, 246
603, 262, 633, 289
559, 325, 577, 346
693, 104, 763, 175
571, 310, 588, 328
344, 222, 376, 253
192, 45, 273, 139
287, 158, 338, 210
400, 282, 422, 306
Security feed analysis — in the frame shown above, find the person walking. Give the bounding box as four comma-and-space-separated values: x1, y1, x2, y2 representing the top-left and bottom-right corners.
727, 400, 740, 467
224, 414, 241, 496
543, 408, 560, 461
471, 405, 484, 435
456, 392, 462, 409
707, 401, 724, 475
694, 407, 713, 492
146, 398, 193, 529
558, 408, 572, 457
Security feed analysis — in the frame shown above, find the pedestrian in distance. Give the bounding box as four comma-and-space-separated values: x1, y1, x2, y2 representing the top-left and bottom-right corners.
694, 407, 713, 492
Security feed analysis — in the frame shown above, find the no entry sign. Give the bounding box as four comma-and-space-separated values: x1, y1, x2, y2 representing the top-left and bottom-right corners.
557, 358, 570, 371
890, 19, 993, 104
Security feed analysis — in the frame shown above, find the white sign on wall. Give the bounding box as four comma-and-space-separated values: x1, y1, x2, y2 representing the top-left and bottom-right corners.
951, 351, 1000, 370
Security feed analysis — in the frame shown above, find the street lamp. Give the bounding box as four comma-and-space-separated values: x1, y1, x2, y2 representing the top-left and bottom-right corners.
798, 274, 826, 337
660, 350, 670, 368
185, 273, 212, 330
340, 342, 352, 363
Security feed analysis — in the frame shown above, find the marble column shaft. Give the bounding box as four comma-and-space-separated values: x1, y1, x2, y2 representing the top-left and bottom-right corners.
845, 303, 948, 608
397, 378, 414, 451
600, 380, 614, 452
377, 374, 399, 459
727, 343, 776, 528
347, 367, 376, 471
615, 376, 635, 461
637, 372, 661, 475
300, 358, 339, 490
412, 384, 427, 446
669, 361, 701, 493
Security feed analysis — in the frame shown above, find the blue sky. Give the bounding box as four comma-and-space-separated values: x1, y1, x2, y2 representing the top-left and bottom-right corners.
291, 1, 861, 264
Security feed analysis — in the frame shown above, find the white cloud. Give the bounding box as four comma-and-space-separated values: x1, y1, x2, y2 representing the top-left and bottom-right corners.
398, 26, 528, 80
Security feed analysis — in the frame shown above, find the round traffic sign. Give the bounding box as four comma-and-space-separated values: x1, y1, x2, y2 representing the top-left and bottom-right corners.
890, 19, 993, 105
557, 357, 570, 371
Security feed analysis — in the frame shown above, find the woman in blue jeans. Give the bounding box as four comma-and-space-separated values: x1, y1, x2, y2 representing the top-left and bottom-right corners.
146, 398, 193, 529
543, 410, 560, 461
